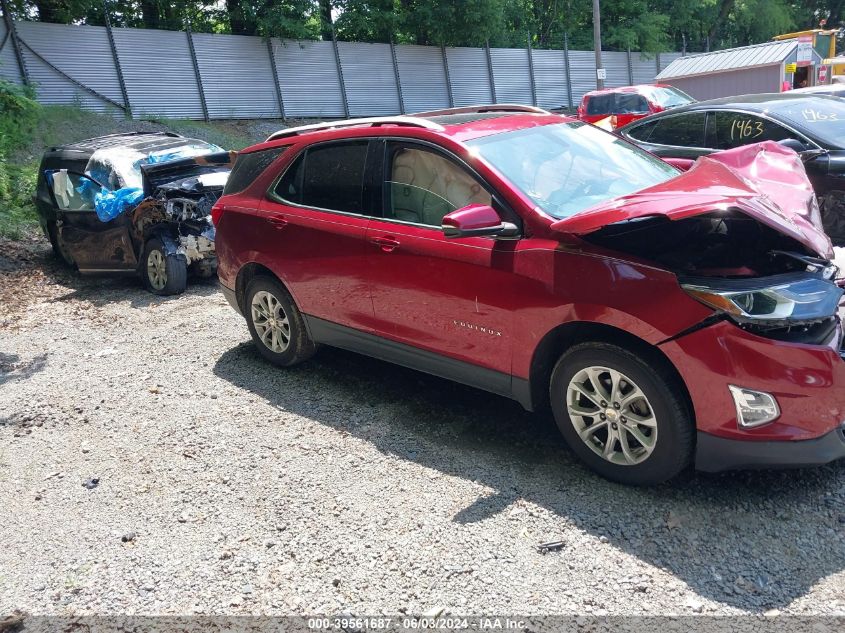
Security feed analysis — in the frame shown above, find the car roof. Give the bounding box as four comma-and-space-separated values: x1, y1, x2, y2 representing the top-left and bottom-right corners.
582, 84, 673, 98
246, 107, 576, 153
626, 91, 841, 117
48, 132, 187, 155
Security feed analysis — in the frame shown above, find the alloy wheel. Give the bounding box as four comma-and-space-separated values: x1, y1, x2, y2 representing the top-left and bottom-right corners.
251, 290, 291, 353
147, 250, 167, 291
566, 365, 658, 466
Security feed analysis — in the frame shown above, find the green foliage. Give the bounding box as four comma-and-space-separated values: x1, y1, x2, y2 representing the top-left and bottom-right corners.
0, 80, 40, 239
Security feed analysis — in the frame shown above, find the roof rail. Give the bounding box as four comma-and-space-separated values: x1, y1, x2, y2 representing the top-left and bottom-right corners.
411, 104, 551, 118
266, 116, 444, 141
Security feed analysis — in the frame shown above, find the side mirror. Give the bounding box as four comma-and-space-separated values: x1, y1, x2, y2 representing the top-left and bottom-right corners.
777, 138, 810, 153
441, 204, 518, 239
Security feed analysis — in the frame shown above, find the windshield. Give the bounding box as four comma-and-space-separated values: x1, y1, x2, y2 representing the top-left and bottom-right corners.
645, 86, 694, 108
770, 97, 845, 149
467, 121, 679, 220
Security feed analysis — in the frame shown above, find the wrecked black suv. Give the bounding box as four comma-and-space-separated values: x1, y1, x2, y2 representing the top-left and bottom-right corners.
34, 132, 234, 295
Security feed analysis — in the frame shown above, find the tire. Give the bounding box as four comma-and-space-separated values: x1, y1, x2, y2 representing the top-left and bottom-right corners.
244, 276, 316, 367
142, 237, 188, 296
550, 342, 694, 486
46, 221, 74, 267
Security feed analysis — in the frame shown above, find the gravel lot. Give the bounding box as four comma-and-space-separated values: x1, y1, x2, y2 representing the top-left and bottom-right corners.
2, 235, 845, 618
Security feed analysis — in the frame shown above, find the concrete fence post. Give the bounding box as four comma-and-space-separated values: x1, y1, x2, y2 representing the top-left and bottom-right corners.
626, 48, 634, 85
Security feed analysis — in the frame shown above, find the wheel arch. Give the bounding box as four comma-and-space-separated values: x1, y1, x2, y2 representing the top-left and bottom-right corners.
526, 321, 693, 421
235, 262, 292, 315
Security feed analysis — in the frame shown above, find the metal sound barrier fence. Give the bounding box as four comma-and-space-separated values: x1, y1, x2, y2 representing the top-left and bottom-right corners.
0, 15, 684, 120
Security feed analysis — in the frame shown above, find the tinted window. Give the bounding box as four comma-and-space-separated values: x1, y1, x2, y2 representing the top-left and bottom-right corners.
274, 141, 368, 213
617, 94, 649, 114
386, 146, 491, 226
225, 146, 286, 195
711, 112, 793, 150
585, 94, 615, 115
275, 152, 305, 203
586, 93, 648, 115
646, 113, 706, 147
625, 119, 659, 143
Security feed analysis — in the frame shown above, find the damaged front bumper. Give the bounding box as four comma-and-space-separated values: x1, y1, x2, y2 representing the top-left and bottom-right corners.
660, 314, 845, 472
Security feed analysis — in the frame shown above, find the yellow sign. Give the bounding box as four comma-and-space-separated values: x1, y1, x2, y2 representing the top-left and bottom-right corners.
786, 63, 797, 73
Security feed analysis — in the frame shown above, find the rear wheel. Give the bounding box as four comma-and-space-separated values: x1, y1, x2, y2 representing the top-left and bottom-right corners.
550, 342, 694, 486
245, 276, 316, 367
142, 237, 187, 295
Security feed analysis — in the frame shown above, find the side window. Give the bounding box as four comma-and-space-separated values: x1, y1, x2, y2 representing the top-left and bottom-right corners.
617, 94, 649, 114
646, 113, 707, 147
586, 94, 614, 116
274, 141, 368, 214
711, 112, 794, 150
225, 146, 286, 195
386, 145, 492, 227
625, 119, 659, 143
47, 170, 103, 212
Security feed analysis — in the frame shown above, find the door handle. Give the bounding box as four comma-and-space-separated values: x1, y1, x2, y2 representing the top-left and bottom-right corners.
268, 215, 288, 230
369, 235, 400, 252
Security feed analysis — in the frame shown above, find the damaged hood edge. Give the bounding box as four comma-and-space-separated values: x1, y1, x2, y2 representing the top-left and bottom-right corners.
549, 142, 834, 260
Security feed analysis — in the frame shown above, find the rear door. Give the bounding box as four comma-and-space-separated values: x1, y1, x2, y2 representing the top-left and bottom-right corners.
364, 140, 520, 379
259, 140, 376, 332
46, 170, 137, 271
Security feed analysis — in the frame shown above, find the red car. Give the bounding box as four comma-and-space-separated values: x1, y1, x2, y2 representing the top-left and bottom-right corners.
213, 105, 845, 485
577, 84, 694, 129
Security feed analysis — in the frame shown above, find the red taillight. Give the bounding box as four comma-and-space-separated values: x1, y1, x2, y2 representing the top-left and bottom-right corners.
211, 201, 225, 227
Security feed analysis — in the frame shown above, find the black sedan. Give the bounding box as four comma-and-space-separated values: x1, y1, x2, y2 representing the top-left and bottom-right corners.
617, 93, 845, 244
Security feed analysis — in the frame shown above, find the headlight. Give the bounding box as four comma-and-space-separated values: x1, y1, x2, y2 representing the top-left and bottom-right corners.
681, 275, 843, 323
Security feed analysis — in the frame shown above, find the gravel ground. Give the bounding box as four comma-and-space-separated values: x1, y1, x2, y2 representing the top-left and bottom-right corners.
2, 235, 845, 617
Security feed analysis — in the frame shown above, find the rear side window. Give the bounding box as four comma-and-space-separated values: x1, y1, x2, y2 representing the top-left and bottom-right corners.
625, 119, 659, 143
274, 141, 368, 214
616, 94, 649, 114
710, 112, 794, 150
585, 94, 615, 115
644, 113, 706, 147
224, 146, 286, 195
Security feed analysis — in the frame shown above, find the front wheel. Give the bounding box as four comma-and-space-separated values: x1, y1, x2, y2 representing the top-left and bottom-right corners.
142, 237, 187, 296
550, 342, 694, 486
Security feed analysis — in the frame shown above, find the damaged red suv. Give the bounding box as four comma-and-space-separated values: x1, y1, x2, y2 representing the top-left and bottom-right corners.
213, 105, 845, 485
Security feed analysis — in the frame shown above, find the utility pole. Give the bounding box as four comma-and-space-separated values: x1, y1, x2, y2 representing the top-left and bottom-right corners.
592, 0, 604, 89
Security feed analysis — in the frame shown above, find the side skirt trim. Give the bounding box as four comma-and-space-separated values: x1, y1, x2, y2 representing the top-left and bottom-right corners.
304, 315, 533, 410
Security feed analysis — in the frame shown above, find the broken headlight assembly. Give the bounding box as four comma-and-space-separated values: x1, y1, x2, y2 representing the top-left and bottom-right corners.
681, 273, 844, 345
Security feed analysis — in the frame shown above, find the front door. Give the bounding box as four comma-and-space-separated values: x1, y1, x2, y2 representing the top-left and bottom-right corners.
365, 141, 519, 379
47, 170, 137, 271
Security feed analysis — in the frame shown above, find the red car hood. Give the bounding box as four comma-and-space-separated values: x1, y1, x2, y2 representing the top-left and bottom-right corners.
550, 141, 833, 259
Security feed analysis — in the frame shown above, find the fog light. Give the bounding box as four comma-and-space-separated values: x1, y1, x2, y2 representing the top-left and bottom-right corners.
728, 385, 780, 428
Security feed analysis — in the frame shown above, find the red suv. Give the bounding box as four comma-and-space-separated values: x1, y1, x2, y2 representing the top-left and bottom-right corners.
578, 84, 694, 129
213, 105, 845, 485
